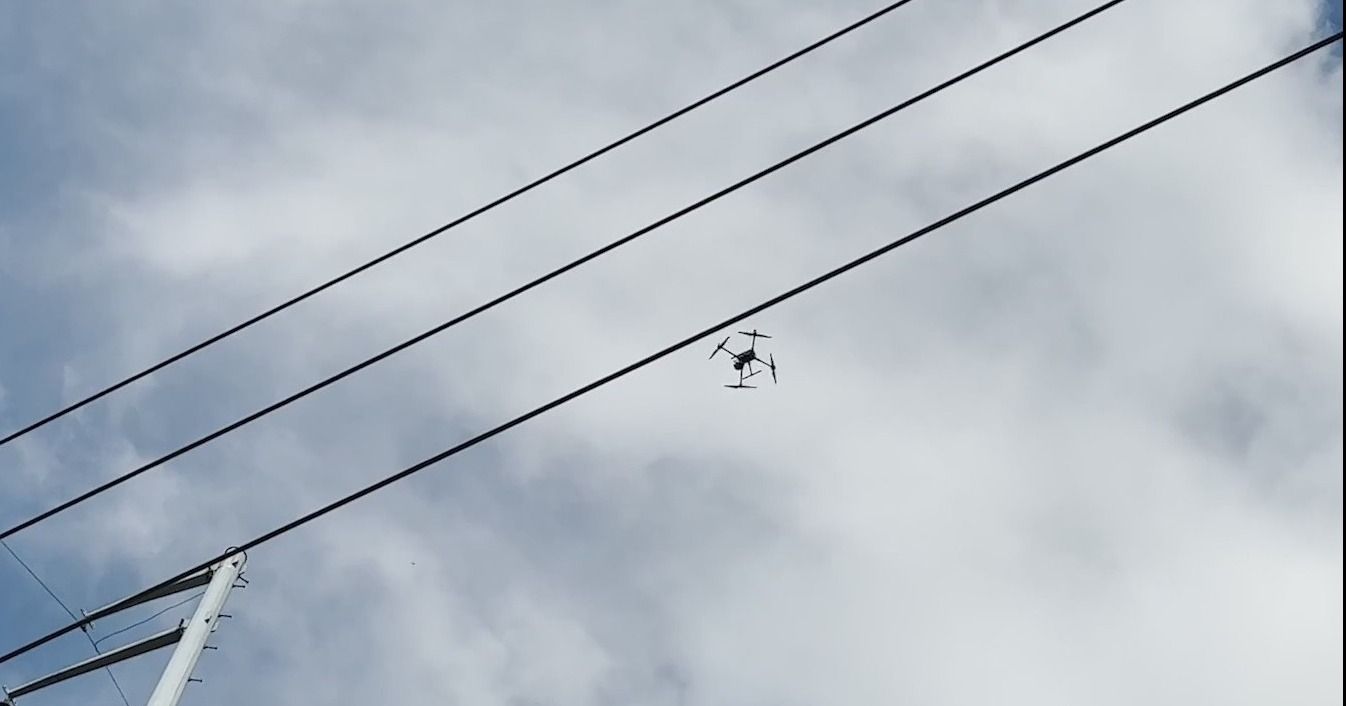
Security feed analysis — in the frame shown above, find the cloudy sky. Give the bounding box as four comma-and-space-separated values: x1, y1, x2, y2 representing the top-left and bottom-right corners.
1, 0, 1341, 704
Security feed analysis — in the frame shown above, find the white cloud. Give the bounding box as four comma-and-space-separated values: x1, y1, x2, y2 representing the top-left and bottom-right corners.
1, 0, 1340, 704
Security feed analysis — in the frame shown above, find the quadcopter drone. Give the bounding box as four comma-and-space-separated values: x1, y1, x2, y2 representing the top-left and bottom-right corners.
709, 329, 778, 389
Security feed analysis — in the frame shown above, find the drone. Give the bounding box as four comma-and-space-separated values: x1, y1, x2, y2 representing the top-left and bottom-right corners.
709, 329, 778, 389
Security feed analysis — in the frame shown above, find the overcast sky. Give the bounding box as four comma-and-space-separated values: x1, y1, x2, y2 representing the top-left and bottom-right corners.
1, 1, 1342, 704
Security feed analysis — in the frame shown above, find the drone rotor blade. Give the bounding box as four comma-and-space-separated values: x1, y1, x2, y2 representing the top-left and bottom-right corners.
709, 336, 730, 359
770, 354, 777, 383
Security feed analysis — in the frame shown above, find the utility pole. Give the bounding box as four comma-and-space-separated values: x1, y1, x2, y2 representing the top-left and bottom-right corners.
2, 550, 247, 706
145, 551, 245, 706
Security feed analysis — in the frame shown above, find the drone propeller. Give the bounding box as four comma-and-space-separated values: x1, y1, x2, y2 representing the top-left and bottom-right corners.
737, 330, 772, 339
708, 336, 730, 359
769, 354, 777, 383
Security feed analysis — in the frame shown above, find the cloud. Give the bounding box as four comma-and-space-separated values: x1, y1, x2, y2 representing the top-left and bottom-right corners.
1, 0, 1340, 704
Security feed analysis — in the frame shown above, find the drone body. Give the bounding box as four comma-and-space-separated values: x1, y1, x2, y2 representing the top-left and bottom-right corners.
709, 330, 778, 389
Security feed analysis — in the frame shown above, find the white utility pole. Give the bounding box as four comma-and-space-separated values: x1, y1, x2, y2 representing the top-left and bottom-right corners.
145, 552, 246, 706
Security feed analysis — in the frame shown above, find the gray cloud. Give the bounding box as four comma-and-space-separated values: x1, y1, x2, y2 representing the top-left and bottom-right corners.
1, 1, 1340, 704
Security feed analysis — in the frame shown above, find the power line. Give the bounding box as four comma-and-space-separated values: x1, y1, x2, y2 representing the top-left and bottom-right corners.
91, 592, 205, 649
0, 0, 923, 450
0, 0, 1130, 545
2, 540, 132, 706
1, 540, 77, 620
5, 26, 1336, 669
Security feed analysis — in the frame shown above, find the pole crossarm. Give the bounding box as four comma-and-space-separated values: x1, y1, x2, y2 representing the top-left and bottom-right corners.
79, 570, 214, 632
2, 625, 184, 701
0, 557, 236, 703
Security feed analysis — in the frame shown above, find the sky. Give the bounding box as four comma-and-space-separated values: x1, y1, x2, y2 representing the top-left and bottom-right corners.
0, 1, 1341, 704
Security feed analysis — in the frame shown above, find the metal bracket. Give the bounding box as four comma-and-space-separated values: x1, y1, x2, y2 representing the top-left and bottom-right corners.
2, 625, 185, 700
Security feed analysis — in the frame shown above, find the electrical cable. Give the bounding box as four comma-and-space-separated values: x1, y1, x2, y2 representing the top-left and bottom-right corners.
0, 0, 1130, 544
0, 0, 924, 450
1, 540, 77, 621
2, 540, 132, 706
90, 592, 206, 649
4, 26, 1335, 668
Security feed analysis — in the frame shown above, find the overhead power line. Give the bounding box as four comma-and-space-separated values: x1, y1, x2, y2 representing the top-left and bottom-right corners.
0, 0, 1129, 544
91, 591, 205, 649
1, 541, 78, 621
2, 540, 132, 706
0, 0, 923, 450
4, 26, 1336, 668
